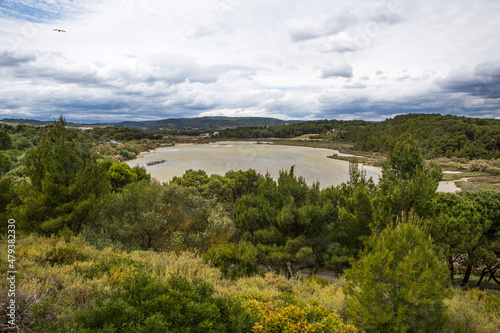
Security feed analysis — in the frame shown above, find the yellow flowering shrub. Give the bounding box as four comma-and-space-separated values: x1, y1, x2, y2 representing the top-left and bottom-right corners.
246, 298, 356, 333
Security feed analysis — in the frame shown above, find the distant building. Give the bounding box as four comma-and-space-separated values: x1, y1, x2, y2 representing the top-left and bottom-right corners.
107, 140, 122, 146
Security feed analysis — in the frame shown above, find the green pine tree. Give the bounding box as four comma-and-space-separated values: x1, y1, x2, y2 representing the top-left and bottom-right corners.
373, 138, 442, 230
345, 215, 449, 332
11, 116, 110, 234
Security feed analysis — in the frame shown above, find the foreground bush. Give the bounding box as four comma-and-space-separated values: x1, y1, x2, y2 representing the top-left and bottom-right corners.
244, 297, 357, 333
345, 220, 449, 332
73, 273, 255, 332
444, 289, 500, 333
203, 241, 260, 280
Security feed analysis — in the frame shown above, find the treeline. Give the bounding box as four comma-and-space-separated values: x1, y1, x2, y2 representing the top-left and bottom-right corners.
0, 121, 166, 180
110, 116, 297, 131
0, 124, 42, 180
340, 113, 500, 159
0, 119, 159, 225
216, 113, 500, 160
87, 126, 163, 141
216, 119, 367, 139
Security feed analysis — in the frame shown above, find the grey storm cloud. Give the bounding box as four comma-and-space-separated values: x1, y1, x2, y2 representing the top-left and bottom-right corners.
0, 51, 37, 67
4, 49, 256, 94
321, 63, 353, 79
438, 61, 500, 99
474, 61, 500, 78
315, 84, 493, 120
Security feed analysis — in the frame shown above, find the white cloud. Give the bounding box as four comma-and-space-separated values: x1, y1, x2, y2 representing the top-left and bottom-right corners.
287, 12, 357, 42
343, 83, 367, 89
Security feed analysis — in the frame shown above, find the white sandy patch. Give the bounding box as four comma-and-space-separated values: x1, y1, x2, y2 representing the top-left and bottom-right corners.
210, 144, 234, 148
437, 181, 461, 193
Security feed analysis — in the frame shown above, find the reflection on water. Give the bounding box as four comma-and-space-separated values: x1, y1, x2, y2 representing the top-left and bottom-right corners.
127, 141, 381, 188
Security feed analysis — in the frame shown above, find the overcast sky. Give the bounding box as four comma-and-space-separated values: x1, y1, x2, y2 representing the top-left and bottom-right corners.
1, 0, 499, 122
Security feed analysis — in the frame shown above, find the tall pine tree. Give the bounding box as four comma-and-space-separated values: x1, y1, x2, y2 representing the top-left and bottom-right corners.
373, 138, 442, 230
12, 116, 109, 234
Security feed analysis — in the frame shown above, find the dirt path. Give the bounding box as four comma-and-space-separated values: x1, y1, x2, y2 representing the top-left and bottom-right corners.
456, 177, 470, 182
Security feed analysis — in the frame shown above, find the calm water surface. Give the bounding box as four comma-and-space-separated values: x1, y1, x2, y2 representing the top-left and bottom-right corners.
127, 141, 382, 188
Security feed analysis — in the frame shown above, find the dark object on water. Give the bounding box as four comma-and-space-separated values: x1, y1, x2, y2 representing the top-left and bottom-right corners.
53, 29, 66, 32
147, 159, 166, 166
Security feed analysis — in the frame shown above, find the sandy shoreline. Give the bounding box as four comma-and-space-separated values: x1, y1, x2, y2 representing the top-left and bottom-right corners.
174, 143, 199, 147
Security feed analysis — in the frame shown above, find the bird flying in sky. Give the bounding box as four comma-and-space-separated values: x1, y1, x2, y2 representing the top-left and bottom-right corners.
53, 29, 66, 32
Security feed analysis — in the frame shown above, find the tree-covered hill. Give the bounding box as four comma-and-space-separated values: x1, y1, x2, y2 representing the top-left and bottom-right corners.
1, 116, 302, 132
216, 113, 500, 160
216, 119, 368, 139
339, 114, 500, 159
109, 116, 302, 131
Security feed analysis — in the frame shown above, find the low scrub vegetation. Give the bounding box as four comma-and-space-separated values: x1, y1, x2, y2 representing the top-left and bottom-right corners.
1, 235, 499, 332
0, 235, 358, 332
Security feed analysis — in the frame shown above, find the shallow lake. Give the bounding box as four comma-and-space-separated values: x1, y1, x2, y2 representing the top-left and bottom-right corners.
127, 141, 459, 192
127, 141, 382, 188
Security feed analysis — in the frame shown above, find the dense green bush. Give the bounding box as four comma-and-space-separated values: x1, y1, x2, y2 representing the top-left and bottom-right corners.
82, 182, 233, 252
45, 243, 87, 266
203, 241, 260, 279
118, 148, 136, 160
0, 128, 12, 150
77, 250, 146, 281
3, 235, 499, 332
73, 273, 255, 332
341, 114, 500, 159
302, 275, 330, 288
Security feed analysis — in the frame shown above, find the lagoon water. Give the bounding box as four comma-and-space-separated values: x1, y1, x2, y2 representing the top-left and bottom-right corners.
127, 141, 382, 188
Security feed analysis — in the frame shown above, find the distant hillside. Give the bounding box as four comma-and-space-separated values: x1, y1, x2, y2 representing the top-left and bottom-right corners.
216, 119, 368, 139
0, 118, 85, 128
0, 116, 301, 132
339, 113, 500, 159
105, 116, 301, 131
